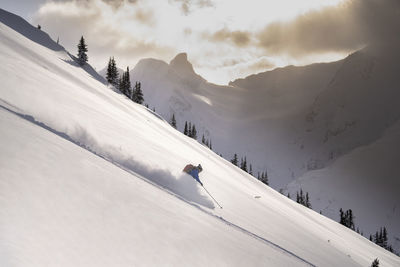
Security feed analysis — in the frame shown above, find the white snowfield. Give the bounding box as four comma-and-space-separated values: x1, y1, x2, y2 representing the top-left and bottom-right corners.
0, 8, 399, 267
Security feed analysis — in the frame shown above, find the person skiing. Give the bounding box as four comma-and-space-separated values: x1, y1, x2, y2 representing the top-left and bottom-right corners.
183, 164, 203, 186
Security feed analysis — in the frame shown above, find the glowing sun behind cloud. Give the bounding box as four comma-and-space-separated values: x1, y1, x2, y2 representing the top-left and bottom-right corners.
31, 0, 396, 85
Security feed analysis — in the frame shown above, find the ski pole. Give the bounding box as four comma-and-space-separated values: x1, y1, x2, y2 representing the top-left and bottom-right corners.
202, 185, 223, 209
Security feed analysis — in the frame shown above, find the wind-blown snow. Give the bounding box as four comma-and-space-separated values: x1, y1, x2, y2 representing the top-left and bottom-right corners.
1, 8, 399, 267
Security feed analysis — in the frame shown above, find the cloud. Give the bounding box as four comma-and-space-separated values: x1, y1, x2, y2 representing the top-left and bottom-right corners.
101, 0, 138, 10
33, 0, 174, 70
206, 28, 251, 47
256, 0, 400, 56
170, 0, 214, 15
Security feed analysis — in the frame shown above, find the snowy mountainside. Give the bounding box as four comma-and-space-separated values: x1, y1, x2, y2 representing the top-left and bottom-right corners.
128, 52, 342, 188
285, 45, 400, 251
286, 119, 400, 252
124, 38, 400, 252
1, 8, 400, 266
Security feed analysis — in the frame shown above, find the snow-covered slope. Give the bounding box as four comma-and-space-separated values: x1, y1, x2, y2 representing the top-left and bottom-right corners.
284, 45, 400, 251
1, 8, 399, 266
129, 53, 342, 188
125, 35, 400, 252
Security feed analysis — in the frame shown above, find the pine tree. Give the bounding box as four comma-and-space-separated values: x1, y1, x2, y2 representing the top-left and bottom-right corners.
124, 67, 131, 97
191, 124, 197, 139
348, 209, 354, 230
340, 208, 345, 225
171, 113, 177, 129
231, 154, 238, 166
242, 157, 248, 172
106, 57, 118, 86
106, 57, 114, 84
133, 82, 144, 104
261, 171, 269, 186
118, 72, 125, 93
375, 231, 380, 245
209, 140, 212, 150
184, 121, 188, 135
287, 192, 291, 199
249, 164, 253, 175
383, 227, 388, 248
202, 134, 205, 144
188, 122, 192, 137
371, 258, 379, 267
305, 192, 311, 208
77, 36, 88, 66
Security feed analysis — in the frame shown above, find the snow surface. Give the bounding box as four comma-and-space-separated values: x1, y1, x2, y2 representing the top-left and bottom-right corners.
1, 8, 400, 266
123, 31, 400, 251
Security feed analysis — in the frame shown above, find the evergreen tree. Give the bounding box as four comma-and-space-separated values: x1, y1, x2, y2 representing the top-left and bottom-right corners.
118, 73, 125, 93
202, 134, 205, 144
231, 154, 238, 166
191, 124, 197, 139
188, 122, 192, 137
340, 208, 345, 225
249, 164, 253, 175
184, 121, 188, 135
170, 113, 177, 129
287, 192, 291, 199
133, 82, 144, 104
77, 36, 88, 66
375, 231, 380, 245
383, 227, 388, 248
118, 67, 131, 97
261, 171, 269, 186
209, 140, 212, 150
125, 67, 131, 97
305, 192, 311, 208
106, 57, 114, 84
242, 157, 248, 172
371, 258, 379, 267
106, 57, 118, 86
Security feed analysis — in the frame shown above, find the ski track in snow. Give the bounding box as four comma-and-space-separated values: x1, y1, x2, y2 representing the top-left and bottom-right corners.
0, 101, 316, 267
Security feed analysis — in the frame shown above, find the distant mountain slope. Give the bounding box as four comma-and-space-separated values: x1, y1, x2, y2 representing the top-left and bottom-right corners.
1, 8, 399, 267
129, 53, 343, 188
123, 41, 400, 252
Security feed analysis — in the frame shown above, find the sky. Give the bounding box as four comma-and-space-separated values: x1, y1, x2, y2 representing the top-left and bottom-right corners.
2, 0, 399, 84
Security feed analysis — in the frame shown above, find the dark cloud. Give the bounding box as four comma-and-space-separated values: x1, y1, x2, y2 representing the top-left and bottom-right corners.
257, 0, 400, 56
206, 28, 251, 47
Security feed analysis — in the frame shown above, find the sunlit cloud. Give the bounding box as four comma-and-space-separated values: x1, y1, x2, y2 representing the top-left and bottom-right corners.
31, 0, 399, 85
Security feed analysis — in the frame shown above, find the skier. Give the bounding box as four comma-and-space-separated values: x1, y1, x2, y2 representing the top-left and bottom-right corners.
183, 164, 203, 186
